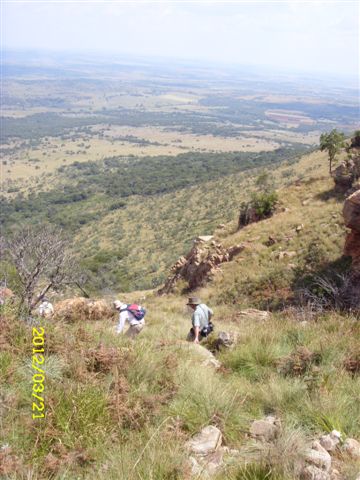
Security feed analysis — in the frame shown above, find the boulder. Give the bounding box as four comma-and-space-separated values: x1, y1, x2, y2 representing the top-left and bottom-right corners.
343, 438, 360, 459
236, 309, 271, 322
330, 469, 344, 480
186, 426, 225, 478
301, 465, 330, 480
343, 190, 360, 233
187, 343, 221, 369
0, 287, 14, 305
319, 431, 341, 452
213, 331, 237, 351
278, 251, 297, 260
238, 205, 260, 228
196, 236, 214, 243
187, 449, 224, 478
186, 426, 222, 455
188, 456, 205, 477
249, 416, 281, 442
332, 161, 355, 192
265, 235, 277, 246
304, 441, 331, 472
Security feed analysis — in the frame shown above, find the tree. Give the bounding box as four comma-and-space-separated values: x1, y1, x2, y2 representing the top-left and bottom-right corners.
320, 129, 345, 174
1, 224, 81, 314
350, 130, 360, 148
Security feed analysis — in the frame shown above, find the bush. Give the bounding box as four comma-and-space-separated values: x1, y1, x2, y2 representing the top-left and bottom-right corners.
238, 191, 278, 228
109, 200, 126, 211
252, 191, 278, 218
296, 272, 356, 311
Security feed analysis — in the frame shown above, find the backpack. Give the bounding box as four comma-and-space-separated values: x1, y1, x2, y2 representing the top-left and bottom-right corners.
123, 304, 146, 321
200, 321, 214, 337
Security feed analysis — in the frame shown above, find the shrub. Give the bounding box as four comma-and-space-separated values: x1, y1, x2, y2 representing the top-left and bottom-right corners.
297, 273, 356, 311
238, 191, 278, 228
251, 191, 278, 218
109, 200, 126, 211
278, 347, 322, 377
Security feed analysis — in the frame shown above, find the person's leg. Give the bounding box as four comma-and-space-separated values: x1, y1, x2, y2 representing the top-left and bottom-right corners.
126, 323, 144, 338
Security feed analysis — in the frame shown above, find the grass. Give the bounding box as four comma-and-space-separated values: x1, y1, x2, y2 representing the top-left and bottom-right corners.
1, 293, 359, 479
1, 146, 360, 479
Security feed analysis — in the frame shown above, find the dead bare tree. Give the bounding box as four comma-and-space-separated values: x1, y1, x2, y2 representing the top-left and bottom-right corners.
297, 272, 358, 312
1, 224, 81, 313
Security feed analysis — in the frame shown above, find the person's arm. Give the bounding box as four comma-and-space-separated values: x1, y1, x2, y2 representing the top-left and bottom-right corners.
193, 312, 201, 343
194, 326, 200, 343
116, 311, 127, 334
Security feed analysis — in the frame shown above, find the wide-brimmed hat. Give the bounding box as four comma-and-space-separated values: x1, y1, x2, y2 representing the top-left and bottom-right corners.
187, 297, 201, 305
113, 300, 124, 309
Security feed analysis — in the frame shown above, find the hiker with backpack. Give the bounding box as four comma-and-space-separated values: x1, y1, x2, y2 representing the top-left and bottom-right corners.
186, 297, 214, 344
113, 300, 146, 338
38, 298, 54, 318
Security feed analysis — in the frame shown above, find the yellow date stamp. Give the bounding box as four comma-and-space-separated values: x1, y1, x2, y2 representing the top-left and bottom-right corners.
32, 327, 45, 419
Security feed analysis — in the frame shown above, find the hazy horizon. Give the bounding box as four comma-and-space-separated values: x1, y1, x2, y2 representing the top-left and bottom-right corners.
2, 1, 359, 79
2, 47, 359, 89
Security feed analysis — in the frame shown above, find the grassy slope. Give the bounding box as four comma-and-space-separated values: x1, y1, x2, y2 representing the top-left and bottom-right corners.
1, 149, 359, 479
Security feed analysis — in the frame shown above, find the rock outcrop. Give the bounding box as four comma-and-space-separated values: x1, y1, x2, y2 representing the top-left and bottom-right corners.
343, 189, 360, 307
235, 309, 271, 322
185, 420, 359, 479
186, 426, 242, 478
332, 140, 360, 192
186, 426, 224, 478
158, 238, 244, 294
333, 161, 356, 192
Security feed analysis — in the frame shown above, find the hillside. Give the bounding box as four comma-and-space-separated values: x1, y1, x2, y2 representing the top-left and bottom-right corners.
1, 146, 309, 292
1, 152, 359, 480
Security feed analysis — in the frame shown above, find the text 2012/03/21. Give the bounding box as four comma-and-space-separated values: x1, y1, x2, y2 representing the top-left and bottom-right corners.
32, 327, 45, 419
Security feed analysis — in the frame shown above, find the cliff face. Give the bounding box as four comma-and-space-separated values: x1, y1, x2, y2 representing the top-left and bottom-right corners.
343, 189, 360, 305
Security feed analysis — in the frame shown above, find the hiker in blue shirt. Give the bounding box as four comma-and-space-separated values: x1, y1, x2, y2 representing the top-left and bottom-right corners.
186, 297, 214, 343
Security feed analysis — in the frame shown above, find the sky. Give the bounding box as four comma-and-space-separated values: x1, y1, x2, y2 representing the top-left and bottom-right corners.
2, 1, 359, 77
